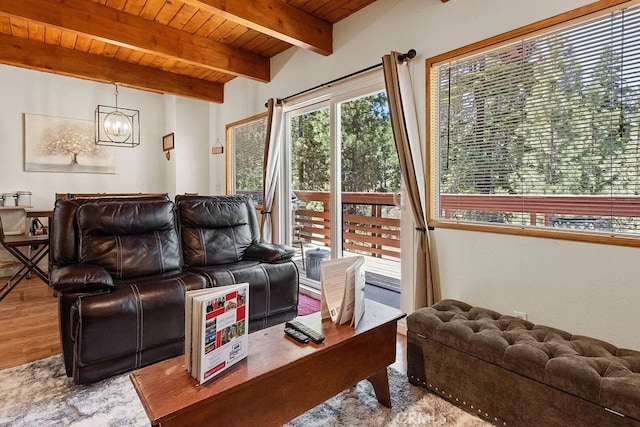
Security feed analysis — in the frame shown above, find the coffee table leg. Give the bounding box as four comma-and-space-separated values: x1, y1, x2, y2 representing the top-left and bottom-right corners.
367, 368, 391, 408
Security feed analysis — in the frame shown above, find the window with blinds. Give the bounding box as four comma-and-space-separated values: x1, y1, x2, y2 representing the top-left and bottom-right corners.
429, 1, 640, 243
225, 113, 267, 205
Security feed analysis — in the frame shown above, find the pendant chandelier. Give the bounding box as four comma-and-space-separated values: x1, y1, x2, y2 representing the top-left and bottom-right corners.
95, 83, 140, 147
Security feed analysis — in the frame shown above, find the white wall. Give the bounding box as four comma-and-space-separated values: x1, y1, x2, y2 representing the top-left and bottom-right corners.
433, 228, 640, 349
208, 103, 225, 195
215, 0, 640, 349
175, 97, 210, 196
163, 95, 178, 197
0, 65, 212, 208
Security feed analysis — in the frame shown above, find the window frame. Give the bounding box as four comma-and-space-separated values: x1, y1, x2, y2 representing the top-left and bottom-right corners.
426, 0, 640, 248
225, 112, 268, 208
281, 75, 391, 254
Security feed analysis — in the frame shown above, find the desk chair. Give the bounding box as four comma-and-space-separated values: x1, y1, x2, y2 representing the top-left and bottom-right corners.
0, 215, 49, 301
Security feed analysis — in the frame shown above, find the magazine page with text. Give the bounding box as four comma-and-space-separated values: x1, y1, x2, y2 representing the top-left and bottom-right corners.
320, 256, 365, 327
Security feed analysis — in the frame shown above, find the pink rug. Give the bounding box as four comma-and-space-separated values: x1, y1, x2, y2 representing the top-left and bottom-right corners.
297, 293, 321, 316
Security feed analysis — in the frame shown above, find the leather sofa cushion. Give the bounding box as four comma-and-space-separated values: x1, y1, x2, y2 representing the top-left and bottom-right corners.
190, 260, 299, 331
77, 200, 182, 279
51, 195, 170, 266
178, 197, 256, 266
244, 242, 296, 263
71, 271, 207, 366
49, 264, 114, 293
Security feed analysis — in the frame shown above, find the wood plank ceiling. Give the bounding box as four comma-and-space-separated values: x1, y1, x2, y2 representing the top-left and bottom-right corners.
0, 0, 381, 103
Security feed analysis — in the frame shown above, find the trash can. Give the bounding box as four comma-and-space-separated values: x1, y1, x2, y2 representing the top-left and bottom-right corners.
305, 248, 330, 281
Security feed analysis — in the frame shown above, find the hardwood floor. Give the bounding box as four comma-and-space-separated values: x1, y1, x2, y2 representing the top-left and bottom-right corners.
392, 331, 408, 374
0, 277, 407, 374
0, 277, 60, 370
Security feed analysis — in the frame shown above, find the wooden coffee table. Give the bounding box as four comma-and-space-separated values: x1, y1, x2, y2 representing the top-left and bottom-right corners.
130, 299, 405, 426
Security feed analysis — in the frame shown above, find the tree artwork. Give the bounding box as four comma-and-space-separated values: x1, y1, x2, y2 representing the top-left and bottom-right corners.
24, 114, 115, 174
39, 120, 104, 165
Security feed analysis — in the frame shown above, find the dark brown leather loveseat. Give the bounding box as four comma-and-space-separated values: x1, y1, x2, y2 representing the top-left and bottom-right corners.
175, 195, 299, 332
49, 195, 299, 384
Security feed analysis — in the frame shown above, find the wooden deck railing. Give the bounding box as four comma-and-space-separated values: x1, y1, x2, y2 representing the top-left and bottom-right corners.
292, 191, 640, 260
439, 194, 640, 226
293, 190, 400, 260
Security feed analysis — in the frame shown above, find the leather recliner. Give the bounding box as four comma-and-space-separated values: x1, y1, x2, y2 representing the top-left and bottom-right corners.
50, 195, 300, 384
175, 195, 300, 332
49, 196, 209, 384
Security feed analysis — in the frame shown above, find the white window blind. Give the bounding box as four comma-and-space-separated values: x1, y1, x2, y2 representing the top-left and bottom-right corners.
227, 115, 267, 205
433, 4, 640, 237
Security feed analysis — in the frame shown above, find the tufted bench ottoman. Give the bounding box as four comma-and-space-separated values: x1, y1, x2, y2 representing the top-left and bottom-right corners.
407, 299, 640, 427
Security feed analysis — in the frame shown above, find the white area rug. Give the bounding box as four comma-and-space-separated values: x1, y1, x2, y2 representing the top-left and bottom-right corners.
0, 355, 490, 426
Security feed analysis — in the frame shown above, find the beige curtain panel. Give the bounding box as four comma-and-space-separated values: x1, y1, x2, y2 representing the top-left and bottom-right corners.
262, 98, 284, 243
382, 51, 439, 307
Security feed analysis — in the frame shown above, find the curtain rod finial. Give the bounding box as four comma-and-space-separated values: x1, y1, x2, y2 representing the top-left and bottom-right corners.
398, 49, 417, 62
265, 98, 283, 109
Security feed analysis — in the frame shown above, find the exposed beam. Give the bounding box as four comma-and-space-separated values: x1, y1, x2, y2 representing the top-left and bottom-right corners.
182, 0, 333, 56
0, 32, 224, 103
0, 0, 270, 82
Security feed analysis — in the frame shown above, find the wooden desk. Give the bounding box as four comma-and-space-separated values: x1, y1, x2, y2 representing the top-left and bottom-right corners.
130, 300, 405, 427
0, 208, 50, 300
25, 209, 52, 218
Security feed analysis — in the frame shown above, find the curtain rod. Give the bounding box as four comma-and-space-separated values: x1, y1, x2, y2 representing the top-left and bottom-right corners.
281, 63, 381, 102
272, 49, 416, 105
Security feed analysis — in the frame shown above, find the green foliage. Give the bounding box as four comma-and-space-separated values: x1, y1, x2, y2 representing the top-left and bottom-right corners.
290, 92, 399, 195
341, 92, 399, 193
233, 118, 266, 192
233, 92, 400, 215
439, 30, 640, 199
291, 109, 331, 191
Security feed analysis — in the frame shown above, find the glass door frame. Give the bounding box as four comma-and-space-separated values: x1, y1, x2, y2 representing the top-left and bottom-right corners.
281, 100, 330, 251
280, 71, 389, 261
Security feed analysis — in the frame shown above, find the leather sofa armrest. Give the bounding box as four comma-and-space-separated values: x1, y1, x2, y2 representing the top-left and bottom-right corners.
244, 242, 296, 263
50, 264, 115, 293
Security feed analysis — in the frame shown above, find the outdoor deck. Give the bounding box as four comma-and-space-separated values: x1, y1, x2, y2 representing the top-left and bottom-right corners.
293, 244, 401, 309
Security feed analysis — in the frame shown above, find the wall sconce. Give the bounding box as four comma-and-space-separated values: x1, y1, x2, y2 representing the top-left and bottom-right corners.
163, 133, 174, 160
95, 83, 140, 148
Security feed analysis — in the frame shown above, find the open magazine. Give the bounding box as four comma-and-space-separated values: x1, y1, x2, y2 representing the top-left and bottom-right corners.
185, 283, 249, 384
319, 256, 366, 328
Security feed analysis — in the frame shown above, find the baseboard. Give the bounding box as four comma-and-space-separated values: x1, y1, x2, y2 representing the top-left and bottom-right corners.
299, 284, 321, 299
396, 318, 407, 335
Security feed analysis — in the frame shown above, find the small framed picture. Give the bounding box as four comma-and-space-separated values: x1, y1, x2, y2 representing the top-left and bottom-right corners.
162, 133, 175, 151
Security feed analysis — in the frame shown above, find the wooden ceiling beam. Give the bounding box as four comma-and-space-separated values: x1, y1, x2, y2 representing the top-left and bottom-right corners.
0, 0, 270, 82
0, 32, 224, 103
183, 0, 333, 56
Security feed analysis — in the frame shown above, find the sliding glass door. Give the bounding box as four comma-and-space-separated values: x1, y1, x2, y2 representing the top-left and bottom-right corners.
282, 72, 402, 308
288, 102, 333, 266
337, 91, 401, 306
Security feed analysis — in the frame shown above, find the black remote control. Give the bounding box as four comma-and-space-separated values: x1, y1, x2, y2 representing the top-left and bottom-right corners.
284, 327, 310, 344
286, 321, 325, 344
